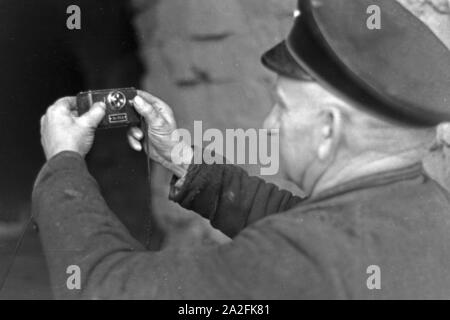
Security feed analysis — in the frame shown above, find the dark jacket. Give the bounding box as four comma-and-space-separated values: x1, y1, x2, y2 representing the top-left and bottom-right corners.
32, 151, 450, 299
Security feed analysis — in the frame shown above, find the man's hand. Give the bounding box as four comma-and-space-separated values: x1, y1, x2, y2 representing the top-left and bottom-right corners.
40, 97, 106, 160
127, 91, 193, 177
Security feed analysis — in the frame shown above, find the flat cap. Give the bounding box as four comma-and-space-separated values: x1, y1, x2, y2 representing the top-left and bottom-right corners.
262, 0, 450, 126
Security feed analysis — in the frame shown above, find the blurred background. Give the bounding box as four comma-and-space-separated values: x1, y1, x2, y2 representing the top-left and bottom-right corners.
0, 0, 449, 299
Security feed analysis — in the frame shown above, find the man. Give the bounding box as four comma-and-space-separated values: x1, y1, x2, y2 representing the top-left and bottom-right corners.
34, 0, 450, 299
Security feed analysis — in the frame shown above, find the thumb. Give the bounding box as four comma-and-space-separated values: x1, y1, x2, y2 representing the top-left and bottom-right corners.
133, 96, 157, 123
79, 102, 106, 128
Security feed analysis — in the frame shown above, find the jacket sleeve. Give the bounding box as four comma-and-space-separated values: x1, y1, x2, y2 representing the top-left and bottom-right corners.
32, 152, 332, 300
169, 162, 303, 238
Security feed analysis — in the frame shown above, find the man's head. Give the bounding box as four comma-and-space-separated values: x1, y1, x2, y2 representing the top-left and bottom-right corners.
261, 0, 450, 195
263, 76, 435, 195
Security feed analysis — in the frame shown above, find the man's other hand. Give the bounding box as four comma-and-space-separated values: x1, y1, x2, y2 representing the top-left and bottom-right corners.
128, 91, 193, 177
40, 97, 106, 160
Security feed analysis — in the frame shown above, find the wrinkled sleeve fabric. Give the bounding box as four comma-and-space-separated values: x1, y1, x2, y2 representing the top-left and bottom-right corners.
169, 163, 303, 238
32, 152, 334, 300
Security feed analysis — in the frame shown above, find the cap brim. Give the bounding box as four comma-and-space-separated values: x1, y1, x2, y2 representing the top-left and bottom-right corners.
261, 41, 314, 81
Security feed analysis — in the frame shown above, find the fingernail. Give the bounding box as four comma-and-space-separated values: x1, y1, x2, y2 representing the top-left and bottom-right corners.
134, 96, 145, 107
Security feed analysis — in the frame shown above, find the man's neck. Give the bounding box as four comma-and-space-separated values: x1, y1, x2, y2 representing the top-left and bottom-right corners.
309, 149, 425, 198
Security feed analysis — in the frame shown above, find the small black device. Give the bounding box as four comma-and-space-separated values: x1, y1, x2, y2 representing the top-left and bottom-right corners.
76, 87, 141, 129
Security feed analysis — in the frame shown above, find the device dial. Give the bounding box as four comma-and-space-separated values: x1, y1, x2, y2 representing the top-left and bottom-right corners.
107, 91, 127, 110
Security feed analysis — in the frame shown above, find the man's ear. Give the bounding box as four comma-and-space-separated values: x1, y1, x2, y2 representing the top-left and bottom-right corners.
317, 105, 343, 161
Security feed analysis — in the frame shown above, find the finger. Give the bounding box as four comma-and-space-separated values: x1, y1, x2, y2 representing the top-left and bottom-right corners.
127, 134, 143, 152
136, 91, 175, 124
53, 96, 77, 107
51, 97, 77, 114
132, 95, 158, 122
78, 101, 106, 128
129, 127, 144, 140
40, 115, 46, 135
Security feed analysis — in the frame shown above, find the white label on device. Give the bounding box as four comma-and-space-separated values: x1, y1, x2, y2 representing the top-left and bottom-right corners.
109, 113, 128, 123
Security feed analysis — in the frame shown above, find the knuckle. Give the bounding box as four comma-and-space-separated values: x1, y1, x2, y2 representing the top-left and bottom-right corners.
46, 104, 55, 113
48, 103, 62, 114
53, 97, 75, 110
53, 97, 68, 107
54, 97, 65, 104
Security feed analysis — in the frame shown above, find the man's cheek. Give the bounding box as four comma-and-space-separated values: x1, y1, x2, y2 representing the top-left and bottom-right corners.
279, 156, 290, 180
279, 142, 292, 175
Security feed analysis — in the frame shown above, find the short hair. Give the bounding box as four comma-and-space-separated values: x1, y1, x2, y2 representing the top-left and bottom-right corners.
332, 95, 437, 156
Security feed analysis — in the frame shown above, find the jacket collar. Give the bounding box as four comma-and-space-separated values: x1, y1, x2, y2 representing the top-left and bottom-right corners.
303, 162, 425, 205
